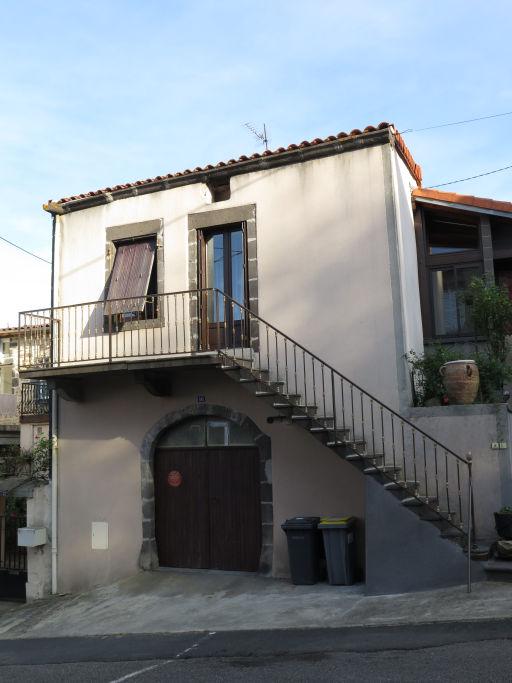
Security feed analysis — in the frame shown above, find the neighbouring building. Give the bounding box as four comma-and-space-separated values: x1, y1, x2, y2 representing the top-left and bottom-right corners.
0, 327, 50, 600
17, 122, 512, 598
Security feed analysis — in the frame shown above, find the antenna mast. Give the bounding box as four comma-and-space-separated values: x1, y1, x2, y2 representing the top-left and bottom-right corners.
244, 122, 269, 151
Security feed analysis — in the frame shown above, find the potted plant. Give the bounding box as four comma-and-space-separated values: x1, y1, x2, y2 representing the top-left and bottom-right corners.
495, 506, 512, 540
439, 360, 480, 405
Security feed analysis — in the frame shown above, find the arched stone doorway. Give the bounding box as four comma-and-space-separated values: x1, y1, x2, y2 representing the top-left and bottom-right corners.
139, 404, 272, 574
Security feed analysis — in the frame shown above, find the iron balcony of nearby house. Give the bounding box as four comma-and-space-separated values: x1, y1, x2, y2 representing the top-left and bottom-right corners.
19, 381, 50, 423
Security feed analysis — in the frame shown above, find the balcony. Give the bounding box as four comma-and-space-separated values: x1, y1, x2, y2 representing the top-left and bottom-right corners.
18, 289, 250, 378
19, 381, 50, 423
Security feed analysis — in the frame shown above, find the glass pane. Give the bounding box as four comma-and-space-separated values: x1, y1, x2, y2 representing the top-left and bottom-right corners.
158, 418, 206, 447
431, 267, 480, 336
427, 219, 479, 255
207, 420, 230, 446
228, 421, 254, 445
457, 267, 480, 334
230, 229, 245, 320
431, 269, 458, 335
206, 233, 224, 322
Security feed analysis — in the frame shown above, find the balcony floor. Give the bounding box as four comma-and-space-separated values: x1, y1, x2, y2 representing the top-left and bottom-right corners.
19, 351, 221, 380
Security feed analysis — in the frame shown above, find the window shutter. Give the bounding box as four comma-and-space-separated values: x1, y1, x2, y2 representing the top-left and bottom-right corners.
105, 239, 156, 314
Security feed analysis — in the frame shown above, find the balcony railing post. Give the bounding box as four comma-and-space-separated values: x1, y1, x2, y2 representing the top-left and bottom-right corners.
467, 452, 473, 594
108, 312, 113, 363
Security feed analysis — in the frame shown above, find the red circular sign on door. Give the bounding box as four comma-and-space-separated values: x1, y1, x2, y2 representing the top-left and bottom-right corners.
167, 470, 182, 488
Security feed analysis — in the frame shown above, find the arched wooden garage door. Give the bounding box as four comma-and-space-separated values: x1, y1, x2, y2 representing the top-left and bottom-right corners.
154, 417, 261, 572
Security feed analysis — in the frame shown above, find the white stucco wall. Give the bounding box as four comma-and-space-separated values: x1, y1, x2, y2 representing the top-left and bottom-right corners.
56, 370, 365, 593
391, 151, 424, 359
54, 142, 422, 408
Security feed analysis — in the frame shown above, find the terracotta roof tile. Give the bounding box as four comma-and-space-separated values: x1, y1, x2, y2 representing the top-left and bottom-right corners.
54, 122, 422, 205
413, 188, 512, 215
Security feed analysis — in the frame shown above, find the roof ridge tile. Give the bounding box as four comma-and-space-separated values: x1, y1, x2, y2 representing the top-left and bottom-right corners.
54, 122, 422, 205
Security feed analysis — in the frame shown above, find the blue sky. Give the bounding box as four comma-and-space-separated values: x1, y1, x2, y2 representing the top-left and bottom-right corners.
1, 0, 512, 323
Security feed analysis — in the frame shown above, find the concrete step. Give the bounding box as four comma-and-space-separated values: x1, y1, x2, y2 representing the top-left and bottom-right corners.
483, 557, 512, 581
345, 452, 384, 463
383, 480, 419, 491
309, 427, 351, 440
239, 377, 282, 386
401, 496, 438, 508
419, 509, 456, 523
326, 438, 366, 449
274, 400, 315, 411
220, 363, 270, 379
440, 526, 466, 539
363, 464, 402, 475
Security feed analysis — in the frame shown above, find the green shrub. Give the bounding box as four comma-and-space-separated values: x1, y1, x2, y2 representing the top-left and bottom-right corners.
463, 277, 512, 363
407, 346, 459, 406
474, 350, 511, 403
29, 437, 50, 481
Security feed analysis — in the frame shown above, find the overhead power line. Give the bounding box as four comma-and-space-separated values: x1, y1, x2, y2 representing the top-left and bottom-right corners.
427, 163, 512, 188
0, 235, 51, 264
401, 110, 512, 134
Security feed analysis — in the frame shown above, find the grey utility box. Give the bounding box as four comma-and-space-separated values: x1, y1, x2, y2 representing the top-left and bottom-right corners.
319, 516, 356, 585
18, 527, 47, 547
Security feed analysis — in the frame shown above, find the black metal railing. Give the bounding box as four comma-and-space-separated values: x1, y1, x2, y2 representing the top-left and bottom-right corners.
19, 288, 474, 589
20, 381, 50, 418
0, 513, 27, 571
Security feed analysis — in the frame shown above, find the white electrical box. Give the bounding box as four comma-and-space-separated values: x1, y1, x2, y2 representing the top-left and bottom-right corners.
18, 527, 47, 547
91, 522, 109, 550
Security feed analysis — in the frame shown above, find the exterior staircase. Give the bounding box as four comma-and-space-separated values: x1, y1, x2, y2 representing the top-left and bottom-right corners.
205, 288, 480, 588
218, 352, 470, 545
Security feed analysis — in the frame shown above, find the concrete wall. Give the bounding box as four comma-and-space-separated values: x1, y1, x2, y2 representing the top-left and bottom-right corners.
407, 404, 512, 541
26, 483, 52, 601
54, 143, 420, 409
366, 475, 485, 595
56, 369, 365, 593
20, 423, 49, 451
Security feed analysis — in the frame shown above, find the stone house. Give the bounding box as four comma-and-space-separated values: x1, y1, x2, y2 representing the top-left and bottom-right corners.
17, 121, 512, 597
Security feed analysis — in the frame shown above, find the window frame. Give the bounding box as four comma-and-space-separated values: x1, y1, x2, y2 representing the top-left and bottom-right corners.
428, 262, 483, 338
415, 207, 484, 341
105, 219, 164, 331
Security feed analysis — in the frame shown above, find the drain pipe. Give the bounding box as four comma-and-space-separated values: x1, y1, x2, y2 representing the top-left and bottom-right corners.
51, 388, 59, 594
43, 202, 64, 595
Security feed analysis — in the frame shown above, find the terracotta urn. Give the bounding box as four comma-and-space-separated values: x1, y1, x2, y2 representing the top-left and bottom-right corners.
439, 360, 479, 405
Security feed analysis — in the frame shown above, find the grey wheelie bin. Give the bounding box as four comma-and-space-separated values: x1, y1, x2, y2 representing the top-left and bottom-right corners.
281, 516, 321, 585
319, 516, 356, 585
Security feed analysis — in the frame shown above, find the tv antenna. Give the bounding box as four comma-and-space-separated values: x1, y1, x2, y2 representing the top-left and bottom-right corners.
244, 122, 269, 151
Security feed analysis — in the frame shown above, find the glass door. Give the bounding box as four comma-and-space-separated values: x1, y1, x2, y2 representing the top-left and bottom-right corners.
201, 224, 248, 349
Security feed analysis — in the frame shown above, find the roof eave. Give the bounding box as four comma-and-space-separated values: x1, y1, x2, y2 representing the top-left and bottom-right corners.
413, 195, 512, 220
54, 128, 397, 215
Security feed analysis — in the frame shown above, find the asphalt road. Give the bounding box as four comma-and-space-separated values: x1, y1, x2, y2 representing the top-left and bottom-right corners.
2, 619, 512, 681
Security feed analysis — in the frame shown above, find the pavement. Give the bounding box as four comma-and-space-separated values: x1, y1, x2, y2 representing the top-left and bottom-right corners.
0, 569, 511, 640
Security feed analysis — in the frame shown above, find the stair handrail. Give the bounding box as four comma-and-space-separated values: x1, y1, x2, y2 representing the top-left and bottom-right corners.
211, 286, 475, 590
210, 287, 469, 465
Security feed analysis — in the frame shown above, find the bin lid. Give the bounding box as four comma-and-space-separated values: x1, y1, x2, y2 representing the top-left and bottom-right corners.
281, 516, 320, 530
318, 516, 355, 529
